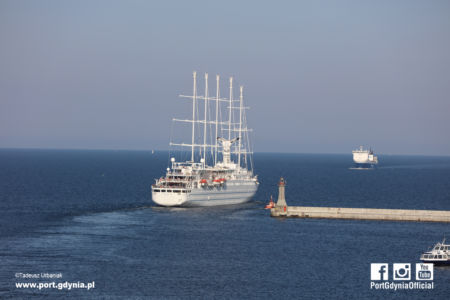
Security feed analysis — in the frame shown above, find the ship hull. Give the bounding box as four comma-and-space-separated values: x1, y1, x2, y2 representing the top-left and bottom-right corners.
152, 181, 258, 207
352, 147, 378, 166
353, 163, 376, 169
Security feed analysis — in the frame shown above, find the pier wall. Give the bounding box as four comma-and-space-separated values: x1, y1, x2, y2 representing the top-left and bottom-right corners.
270, 206, 450, 223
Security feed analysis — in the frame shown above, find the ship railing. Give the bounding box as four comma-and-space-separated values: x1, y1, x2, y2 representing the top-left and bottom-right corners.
172, 162, 203, 168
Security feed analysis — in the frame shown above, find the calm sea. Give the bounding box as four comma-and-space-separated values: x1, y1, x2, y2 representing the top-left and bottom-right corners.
1, 149, 449, 299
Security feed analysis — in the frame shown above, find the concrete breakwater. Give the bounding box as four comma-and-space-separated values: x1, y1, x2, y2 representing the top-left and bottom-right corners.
269, 177, 450, 223
270, 206, 450, 223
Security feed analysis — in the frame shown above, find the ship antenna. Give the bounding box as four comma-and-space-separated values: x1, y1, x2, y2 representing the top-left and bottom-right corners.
191, 71, 197, 162
214, 75, 220, 165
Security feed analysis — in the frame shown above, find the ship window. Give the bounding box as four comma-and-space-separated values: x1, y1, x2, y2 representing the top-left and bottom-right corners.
174, 190, 181, 193
154, 189, 160, 192
438, 255, 442, 259
440, 247, 444, 250
161, 190, 166, 192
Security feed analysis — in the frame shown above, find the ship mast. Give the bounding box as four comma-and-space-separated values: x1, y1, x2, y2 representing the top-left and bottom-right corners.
172, 72, 253, 169
228, 77, 233, 141
215, 75, 220, 165
191, 71, 197, 162
203, 73, 208, 166
238, 86, 243, 167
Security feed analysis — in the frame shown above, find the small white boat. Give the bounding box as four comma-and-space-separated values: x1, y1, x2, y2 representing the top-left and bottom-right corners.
420, 239, 450, 265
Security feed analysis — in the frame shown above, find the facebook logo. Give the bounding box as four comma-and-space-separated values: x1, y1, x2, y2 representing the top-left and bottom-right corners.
371, 263, 389, 280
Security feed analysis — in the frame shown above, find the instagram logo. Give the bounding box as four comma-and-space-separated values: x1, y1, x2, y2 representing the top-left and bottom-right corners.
393, 263, 411, 280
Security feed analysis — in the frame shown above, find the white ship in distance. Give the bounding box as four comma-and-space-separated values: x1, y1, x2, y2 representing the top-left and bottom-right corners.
352, 146, 378, 169
151, 72, 259, 206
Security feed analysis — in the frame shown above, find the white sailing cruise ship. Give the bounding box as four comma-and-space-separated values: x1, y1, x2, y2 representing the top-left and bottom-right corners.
151, 72, 259, 206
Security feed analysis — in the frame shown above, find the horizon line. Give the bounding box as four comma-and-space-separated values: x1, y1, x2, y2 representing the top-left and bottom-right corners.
0, 147, 449, 157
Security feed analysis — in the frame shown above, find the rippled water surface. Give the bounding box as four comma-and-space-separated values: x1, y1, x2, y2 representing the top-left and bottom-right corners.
1, 150, 449, 298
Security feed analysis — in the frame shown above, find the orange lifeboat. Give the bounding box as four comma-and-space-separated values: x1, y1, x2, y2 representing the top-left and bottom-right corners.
212, 178, 225, 185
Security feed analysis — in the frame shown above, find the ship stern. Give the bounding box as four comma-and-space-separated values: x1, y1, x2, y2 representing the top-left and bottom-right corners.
151, 188, 188, 207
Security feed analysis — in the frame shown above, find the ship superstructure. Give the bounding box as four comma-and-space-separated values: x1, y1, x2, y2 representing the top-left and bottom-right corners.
151, 72, 258, 206
352, 146, 378, 168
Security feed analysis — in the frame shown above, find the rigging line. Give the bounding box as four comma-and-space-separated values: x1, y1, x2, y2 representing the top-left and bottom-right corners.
210, 78, 215, 164
246, 115, 251, 169
243, 110, 251, 169
246, 112, 255, 172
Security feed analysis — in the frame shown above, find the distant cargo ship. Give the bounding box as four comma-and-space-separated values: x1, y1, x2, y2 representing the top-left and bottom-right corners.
352, 146, 378, 169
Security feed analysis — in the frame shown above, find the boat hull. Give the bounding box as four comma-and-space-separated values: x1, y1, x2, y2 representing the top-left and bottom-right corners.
152, 181, 258, 207
420, 259, 450, 266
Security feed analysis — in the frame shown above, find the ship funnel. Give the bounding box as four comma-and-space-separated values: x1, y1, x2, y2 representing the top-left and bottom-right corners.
217, 137, 239, 165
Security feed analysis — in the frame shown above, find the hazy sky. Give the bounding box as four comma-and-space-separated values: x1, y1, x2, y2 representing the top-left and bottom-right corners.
1, 0, 449, 155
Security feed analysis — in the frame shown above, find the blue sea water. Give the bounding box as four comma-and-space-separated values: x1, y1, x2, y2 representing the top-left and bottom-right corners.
0, 149, 449, 299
